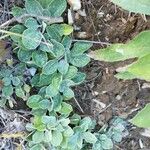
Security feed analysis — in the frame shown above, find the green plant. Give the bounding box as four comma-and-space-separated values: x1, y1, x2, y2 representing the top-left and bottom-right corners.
0, 0, 129, 149
89, 1, 150, 128
93, 117, 127, 150
89, 31, 150, 81
0, 63, 30, 107
111, 0, 150, 15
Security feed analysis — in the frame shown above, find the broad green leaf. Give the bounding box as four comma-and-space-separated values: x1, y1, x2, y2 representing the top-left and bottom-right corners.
41, 116, 57, 125
18, 49, 32, 62
46, 73, 62, 98
26, 123, 35, 132
71, 42, 93, 56
51, 39, 65, 58
12, 77, 21, 86
38, 99, 51, 109
14, 63, 26, 76
63, 87, 74, 99
2, 85, 13, 97
51, 130, 63, 147
76, 134, 83, 149
0, 68, 12, 78
25, 17, 39, 30
2, 77, 11, 86
59, 79, 75, 92
59, 118, 70, 127
38, 73, 54, 87
127, 54, 150, 81
70, 114, 81, 125
31, 74, 54, 87
32, 51, 48, 67
37, 0, 51, 8
69, 54, 90, 67
40, 41, 53, 53
44, 130, 52, 142
12, 6, 26, 17
115, 71, 137, 80
33, 116, 46, 131
115, 54, 150, 81
42, 59, 58, 75
111, 0, 150, 15
89, 31, 150, 62
60, 136, 69, 149
131, 103, 150, 127
46, 24, 63, 42
79, 117, 93, 131
27, 95, 42, 109
58, 59, 69, 75
24, 84, 31, 93
10, 25, 25, 43
99, 134, 113, 149
51, 94, 62, 111
31, 74, 40, 87
72, 72, 86, 84
47, 0, 67, 17
68, 133, 82, 150
51, 130, 63, 146
64, 66, 78, 79
46, 84, 59, 98
63, 126, 74, 137
32, 109, 47, 119
83, 132, 97, 144
22, 29, 42, 50
32, 131, 44, 143
15, 86, 25, 99
38, 86, 47, 97
25, 0, 43, 16
60, 102, 73, 115
92, 142, 102, 150
61, 36, 72, 50
61, 24, 73, 35
51, 73, 62, 89
30, 144, 44, 150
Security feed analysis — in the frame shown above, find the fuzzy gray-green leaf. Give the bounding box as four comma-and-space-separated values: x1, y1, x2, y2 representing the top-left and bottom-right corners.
25, 0, 43, 16
22, 29, 42, 50
42, 59, 58, 75
32, 51, 48, 67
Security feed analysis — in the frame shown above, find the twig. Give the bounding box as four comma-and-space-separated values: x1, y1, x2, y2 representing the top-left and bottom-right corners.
99, 103, 112, 114
72, 39, 111, 45
12, 110, 31, 115
0, 9, 12, 15
0, 34, 9, 40
0, 132, 26, 139
74, 97, 85, 113
0, 14, 63, 28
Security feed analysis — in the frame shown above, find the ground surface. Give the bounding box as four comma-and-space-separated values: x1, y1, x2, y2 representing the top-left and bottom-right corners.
0, 0, 150, 150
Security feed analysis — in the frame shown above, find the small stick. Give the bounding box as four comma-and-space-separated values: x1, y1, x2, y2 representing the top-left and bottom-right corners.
74, 97, 85, 113
0, 34, 9, 40
72, 39, 111, 45
0, 14, 63, 28
0, 132, 26, 139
